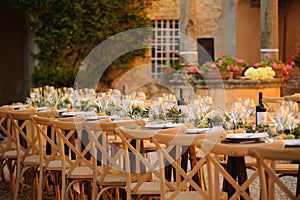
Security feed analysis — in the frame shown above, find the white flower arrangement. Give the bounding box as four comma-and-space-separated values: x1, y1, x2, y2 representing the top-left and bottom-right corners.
55, 96, 72, 109
198, 109, 229, 127
244, 67, 275, 80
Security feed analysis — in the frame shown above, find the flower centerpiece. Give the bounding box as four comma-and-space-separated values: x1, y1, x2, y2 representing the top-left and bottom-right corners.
197, 108, 230, 128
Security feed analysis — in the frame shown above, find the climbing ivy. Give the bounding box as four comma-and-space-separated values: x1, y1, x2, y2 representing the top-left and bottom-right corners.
9, 0, 151, 88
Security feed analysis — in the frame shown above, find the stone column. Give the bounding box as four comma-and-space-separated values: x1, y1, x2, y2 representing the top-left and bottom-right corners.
179, 0, 198, 66
260, 0, 279, 59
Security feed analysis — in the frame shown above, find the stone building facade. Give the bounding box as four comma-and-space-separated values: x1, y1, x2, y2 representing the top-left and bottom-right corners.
0, 0, 300, 104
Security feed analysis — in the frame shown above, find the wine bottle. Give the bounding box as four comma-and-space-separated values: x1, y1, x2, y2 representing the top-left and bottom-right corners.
255, 92, 267, 125
121, 85, 126, 100
177, 88, 186, 105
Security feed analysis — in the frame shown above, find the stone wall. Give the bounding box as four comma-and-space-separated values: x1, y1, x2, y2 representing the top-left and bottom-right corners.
282, 75, 300, 96
128, 0, 299, 99
148, 0, 235, 59
147, 0, 180, 19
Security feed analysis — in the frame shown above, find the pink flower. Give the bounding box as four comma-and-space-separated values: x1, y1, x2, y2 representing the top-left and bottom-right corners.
217, 60, 223, 66
286, 65, 293, 70
226, 65, 231, 71
205, 61, 210, 66
171, 50, 179, 56
211, 63, 216, 68
272, 63, 278, 69
188, 66, 196, 72
220, 51, 225, 57
163, 68, 173, 73
197, 69, 203, 74
282, 67, 287, 71
235, 58, 244, 63
253, 63, 260, 67
290, 61, 295, 66
264, 53, 271, 58
233, 66, 239, 71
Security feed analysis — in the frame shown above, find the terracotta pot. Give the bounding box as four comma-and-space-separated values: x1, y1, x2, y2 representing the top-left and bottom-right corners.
274, 69, 284, 78
203, 69, 228, 80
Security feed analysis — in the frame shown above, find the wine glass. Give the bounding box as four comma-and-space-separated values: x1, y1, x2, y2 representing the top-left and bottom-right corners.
275, 102, 287, 134
267, 106, 279, 137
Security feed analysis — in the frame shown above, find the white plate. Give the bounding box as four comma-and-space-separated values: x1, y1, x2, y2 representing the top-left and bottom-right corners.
86, 116, 111, 120
61, 111, 95, 116
57, 108, 68, 113
13, 104, 29, 110
187, 128, 211, 134
282, 139, 300, 146
145, 123, 182, 129
226, 132, 269, 140
37, 107, 48, 111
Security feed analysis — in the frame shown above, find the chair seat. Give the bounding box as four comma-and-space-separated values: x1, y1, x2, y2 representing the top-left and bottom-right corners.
3, 149, 24, 158
131, 182, 178, 195
24, 155, 41, 165
98, 173, 127, 186
47, 160, 70, 171
165, 191, 228, 200
66, 166, 104, 179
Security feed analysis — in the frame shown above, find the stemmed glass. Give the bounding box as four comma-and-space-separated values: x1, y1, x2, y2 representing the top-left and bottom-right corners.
241, 98, 255, 127
275, 101, 287, 134
286, 101, 299, 133
267, 106, 279, 137
227, 102, 241, 130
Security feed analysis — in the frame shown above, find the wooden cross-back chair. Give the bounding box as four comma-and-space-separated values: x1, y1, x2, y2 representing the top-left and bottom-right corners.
51, 117, 98, 200
150, 129, 228, 200
31, 111, 60, 200
84, 119, 147, 200
248, 146, 300, 200
206, 141, 285, 200
152, 132, 285, 200
0, 106, 14, 180
116, 125, 213, 200
6, 108, 39, 200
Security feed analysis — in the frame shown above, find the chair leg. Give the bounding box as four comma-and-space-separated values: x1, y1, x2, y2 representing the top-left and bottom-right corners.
37, 166, 43, 200
81, 182, 85, 200
53, 172, 61, 200
6, 160, 16, 197
14, 159, 21, 200
43, 172, 52, 195
116, 187, 120, 200
30, 168, 38, 200
0, 159, 7, 181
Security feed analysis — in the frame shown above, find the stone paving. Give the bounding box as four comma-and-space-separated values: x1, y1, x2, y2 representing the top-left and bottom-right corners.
0, 167, 297, 200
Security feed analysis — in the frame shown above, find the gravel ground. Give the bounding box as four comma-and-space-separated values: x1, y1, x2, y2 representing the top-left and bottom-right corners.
0, 166, 297, 200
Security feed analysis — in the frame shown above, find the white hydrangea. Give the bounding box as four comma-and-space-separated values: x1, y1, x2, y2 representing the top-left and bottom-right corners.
244, 67, 275, 80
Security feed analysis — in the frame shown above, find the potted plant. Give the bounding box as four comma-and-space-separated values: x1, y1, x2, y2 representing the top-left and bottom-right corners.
187, 52, 250, 79
291, 45, 300, 67
254, 53, 294, 79
214, 51, 249, 79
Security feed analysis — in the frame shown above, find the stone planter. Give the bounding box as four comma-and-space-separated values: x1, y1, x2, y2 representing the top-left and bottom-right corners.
274, 69, 284, 78
202, 69, 229, 80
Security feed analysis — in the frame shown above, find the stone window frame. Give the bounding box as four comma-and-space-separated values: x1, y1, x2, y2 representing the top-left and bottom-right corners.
151, 19, 179, 78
